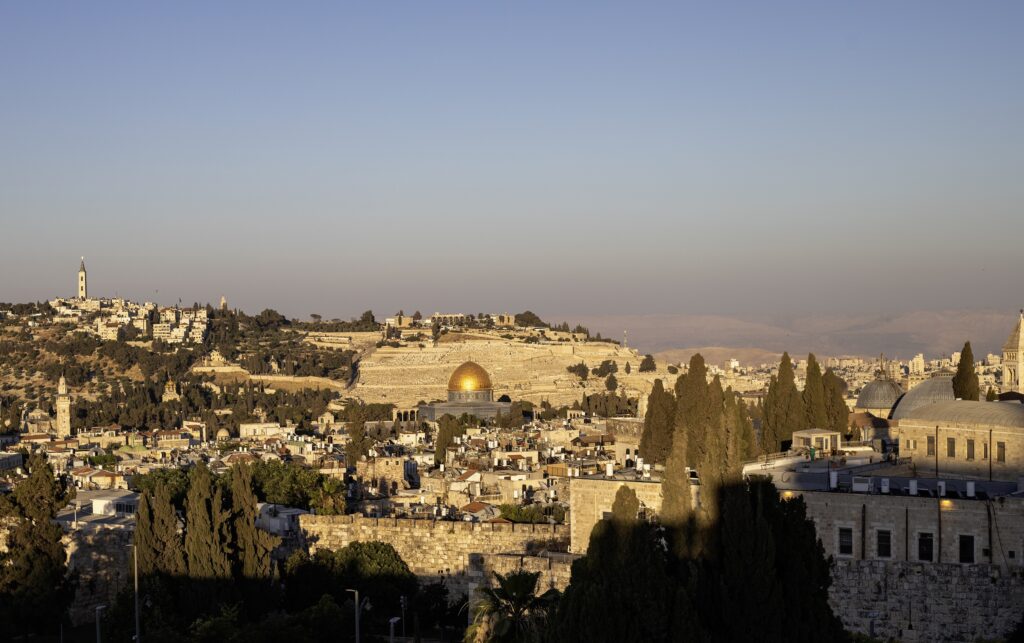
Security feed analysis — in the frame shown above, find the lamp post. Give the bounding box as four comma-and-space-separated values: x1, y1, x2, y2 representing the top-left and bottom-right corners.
346, 589, 361, 643
95, 604, 106, 643
129, 543, 141, 642
389, 616, 401, 643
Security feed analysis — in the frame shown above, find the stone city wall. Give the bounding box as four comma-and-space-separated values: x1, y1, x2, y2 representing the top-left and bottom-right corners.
299, 514, 569, 591
458, 552, 577, 604
830, 559, 1024, 642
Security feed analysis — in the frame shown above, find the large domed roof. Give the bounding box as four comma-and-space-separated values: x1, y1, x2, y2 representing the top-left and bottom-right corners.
447, 361, 492, 392
856, 378, 904, 412
891, 374, 955, 420
897, 400, 1024, 427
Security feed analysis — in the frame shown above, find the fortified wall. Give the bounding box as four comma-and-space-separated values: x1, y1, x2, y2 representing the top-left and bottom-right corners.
831, 560, 1024, 641
299, 514, 569, 589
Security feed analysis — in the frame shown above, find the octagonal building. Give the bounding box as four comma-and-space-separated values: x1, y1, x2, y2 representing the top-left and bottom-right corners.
418, 361, 511, 421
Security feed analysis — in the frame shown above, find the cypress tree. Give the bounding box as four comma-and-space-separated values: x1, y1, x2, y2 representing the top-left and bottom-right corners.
185, 464, 232, 580
555, 486, 673, 642
822, 369, 849, 434
661, 413, 692, 529
137, 482, 185, 577
762, 353, 805, 452
952, 341, 980, 401
434, 414, 464, 466
675, 354, 711, 469
802, 354, 828, 429
136, 491, 160, 576
986, 386, 997, 402
231, 464, 280, 579
639, 380, 676, 465
345, 404, 372, 465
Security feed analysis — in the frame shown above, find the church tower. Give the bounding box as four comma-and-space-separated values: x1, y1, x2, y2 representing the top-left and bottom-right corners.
55, 375, 72, 438
78, 257, 88, 300
1002, 310, 1024, 394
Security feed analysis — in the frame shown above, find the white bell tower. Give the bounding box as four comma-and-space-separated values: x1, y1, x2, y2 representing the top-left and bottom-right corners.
78, 257, 88, 300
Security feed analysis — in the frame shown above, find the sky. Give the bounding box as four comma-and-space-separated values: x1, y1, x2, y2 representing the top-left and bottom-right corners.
1, 2, 1022, 322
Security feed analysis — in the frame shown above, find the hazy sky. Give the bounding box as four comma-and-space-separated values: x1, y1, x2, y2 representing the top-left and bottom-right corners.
2, 2, 1022, 320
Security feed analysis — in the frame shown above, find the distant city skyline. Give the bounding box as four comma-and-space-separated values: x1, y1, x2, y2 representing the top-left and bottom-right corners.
2, 3, 1022, 319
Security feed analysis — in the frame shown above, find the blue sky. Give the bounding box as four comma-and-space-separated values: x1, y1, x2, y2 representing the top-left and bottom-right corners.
1, 2, 1021, 320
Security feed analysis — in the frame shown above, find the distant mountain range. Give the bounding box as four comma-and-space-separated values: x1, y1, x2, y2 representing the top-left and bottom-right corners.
561, 310, 1019, 364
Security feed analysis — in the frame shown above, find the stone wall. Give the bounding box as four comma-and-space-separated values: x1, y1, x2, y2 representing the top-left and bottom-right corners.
830, 560, 1024, 641
299, 514, 570, 591
568, 477, 664, 553
64, 526, 134, 625
458, 552, 577, 601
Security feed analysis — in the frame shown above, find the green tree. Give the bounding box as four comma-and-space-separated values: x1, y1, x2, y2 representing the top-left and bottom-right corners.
638, 379, 676, 465
185, 464, 233, 579
762, 352, 805, 452
434, 413, 466, 465
604, 373, 618, 391
952, 341, 980, 401
639, 354, 656, 372
822, 369, 849, 434
231, 464, 281, 579
987, 386, 998, 402
466, 571, 560, 643
802, 354, 828, 429
345, 404, 372, 466
136, 481, 185, 576
0, 454, 74, 639
555, 486, 673, 642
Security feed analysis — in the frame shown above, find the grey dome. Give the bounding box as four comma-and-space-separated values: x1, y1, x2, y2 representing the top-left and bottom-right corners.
891, 375, 955, 420
896, 400, 1024, 428
856, 378, 904, 413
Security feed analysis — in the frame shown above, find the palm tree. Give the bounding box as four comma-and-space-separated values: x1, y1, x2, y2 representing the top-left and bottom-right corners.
466, 570, 560, 643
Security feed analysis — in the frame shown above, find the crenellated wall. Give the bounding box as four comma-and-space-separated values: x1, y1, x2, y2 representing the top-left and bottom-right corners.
299, 514, 569, 589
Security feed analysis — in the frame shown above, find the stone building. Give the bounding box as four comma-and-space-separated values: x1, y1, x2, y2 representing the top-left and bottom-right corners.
56, 375, 72, 438
894, 400, 1024, 481
1003, 310, 1023, 394
568, 474, 664, 553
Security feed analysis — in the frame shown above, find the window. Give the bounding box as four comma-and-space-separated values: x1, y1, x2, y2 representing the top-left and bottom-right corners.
918, 533, 934, 562
838, 527, 853, 556
959, 535, 975, 564
967, 439, 975, 461
947, 437, 956, 458
877, 529, 892, 559
998, 442, 1006, 463
984, 443, 989, 460
906, 439, 917, 451
927, 436, 935, 456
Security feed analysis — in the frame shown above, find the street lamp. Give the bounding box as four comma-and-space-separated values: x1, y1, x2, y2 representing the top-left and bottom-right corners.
128, 543, 141, 642
95, 604, 106, 643
389, 616, 401, 643
346, 589, 371, 643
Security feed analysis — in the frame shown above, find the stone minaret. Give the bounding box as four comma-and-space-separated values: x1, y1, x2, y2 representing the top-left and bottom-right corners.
1003, 310, 1024, 394
55, 375, 72, 438
78, 257, 88, 300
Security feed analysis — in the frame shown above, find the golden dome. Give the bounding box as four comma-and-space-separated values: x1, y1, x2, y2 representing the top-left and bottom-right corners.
447, 361, 493, 392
